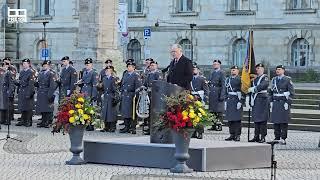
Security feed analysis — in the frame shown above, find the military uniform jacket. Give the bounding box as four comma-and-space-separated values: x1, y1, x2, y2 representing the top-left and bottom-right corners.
225, 76, 243, 121
251, 74, 269, 122
1, 68, 16, 110
0, 68, 7, 110
191, 75, 209, 103
208, 70, 226, 113
18, 69, 35, 111
36, 70, 57, 113
60, 66, 77, 98
101, 75, 117, 122
270, 76, 294, 124
144, 70, 161, 88
80, 69, 98, 101
120, 71, 142, 119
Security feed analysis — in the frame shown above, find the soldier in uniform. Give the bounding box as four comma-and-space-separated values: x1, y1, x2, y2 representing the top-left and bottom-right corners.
119, 60, 142, 134
100, 66, 118, 132
248, 63, 270, 143
190, 63, 209, 139
208, 59, 225, 131
142, 60, 162, 135
97, 59, 113, 105
77, 58, 99, 131
59, 56, 77, 100
0, 62, 8, 126
16, 59, 36, 127
270, 65, 294, 145
3, 57, 17, 123
36, 60, 57, 128
225, 65, 244, 141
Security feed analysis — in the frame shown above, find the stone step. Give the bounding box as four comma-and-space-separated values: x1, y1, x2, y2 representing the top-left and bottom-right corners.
295, 88, 320, 94
291, 104, 319, 110
293, 99, 320, 105
294, 93, 320, 100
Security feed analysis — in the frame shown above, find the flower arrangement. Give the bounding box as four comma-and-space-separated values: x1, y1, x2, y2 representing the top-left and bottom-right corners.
52, 91, 97, 134
158, 90, 216, 133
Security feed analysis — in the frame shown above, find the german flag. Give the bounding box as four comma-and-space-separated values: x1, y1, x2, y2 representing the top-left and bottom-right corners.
241, 30, 256, 94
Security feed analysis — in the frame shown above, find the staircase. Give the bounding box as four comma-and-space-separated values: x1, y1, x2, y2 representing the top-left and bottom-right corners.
224, 88, 320, 132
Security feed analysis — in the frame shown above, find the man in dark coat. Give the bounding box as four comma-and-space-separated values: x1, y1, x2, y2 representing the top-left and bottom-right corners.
16, 59, 36, 127
225, 65, 244, 141
100, 66, 118, 132
119, 61, 142, 134
36, 60, 57, 128
59, 56, 77, 100
166, 44, 193, 90
142, 60, 162, 135
208, 59, 226, 131
77, 58, 99, 131
191, 63, 209, 139
270, 65, 295, 145
2, 57, 16, 123
248, 63, 270, 143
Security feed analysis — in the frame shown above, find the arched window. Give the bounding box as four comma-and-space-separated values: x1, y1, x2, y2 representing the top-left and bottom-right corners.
127, 39, 141, 63
179, 39, 192, 60
291, 38, 310, 67
232, 38, 246, 66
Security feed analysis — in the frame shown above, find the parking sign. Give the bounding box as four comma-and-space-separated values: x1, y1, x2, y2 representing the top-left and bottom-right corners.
144, 28, 151, 39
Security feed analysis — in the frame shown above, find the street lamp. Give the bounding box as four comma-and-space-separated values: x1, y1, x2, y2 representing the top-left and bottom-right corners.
42, 21, 49, 61
155, 19, 197, 61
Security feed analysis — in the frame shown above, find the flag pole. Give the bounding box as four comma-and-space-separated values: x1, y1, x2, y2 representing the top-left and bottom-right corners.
247, 30, 253, 142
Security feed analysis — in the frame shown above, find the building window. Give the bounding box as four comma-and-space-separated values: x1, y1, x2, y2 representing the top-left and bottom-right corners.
232, 39, 246, 66
128, 0, 143, 13
179, 39, 192, 60
288, 0, 311, 9
178, 0, 193, 12
291, 38, 310, 67
230, 0, 250, 11
37, 0, 50, 16
127, 39, 141, 64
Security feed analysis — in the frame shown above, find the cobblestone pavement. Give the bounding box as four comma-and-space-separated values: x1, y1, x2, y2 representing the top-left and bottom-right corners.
0, 119, 319, 180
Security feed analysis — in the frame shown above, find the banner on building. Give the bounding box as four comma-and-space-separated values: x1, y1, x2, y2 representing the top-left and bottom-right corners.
118, 3, 128, 33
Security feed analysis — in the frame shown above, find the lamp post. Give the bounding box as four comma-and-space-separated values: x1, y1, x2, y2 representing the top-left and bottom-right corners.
155, 20, 197, 61
42, 21, 49, 61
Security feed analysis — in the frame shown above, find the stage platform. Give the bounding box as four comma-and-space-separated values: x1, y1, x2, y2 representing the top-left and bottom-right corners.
83, 137, 271, 172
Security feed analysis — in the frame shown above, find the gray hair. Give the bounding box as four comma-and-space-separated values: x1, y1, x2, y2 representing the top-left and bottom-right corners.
171, 44, 183, 51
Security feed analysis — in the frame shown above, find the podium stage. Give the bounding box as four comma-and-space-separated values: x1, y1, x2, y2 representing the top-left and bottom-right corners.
83, 137, 271, 172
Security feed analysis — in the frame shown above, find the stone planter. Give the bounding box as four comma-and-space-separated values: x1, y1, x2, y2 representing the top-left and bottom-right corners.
66, 125, 85, 165
170, 128, 195, 173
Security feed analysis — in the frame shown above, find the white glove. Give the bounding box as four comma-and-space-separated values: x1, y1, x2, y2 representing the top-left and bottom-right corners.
67, 90, 71, 96
270, 102, 273, 110
224, 101, 227, 111
248, 87, 255, 93
284, 102, 288, 110
283, 92, 290, 99
236, 102, 242, 110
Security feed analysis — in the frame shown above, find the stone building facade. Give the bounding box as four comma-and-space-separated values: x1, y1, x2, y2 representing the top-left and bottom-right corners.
125, 0, 320, 70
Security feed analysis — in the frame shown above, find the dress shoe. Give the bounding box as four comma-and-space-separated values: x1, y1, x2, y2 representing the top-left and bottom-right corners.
196, 133, 203, 139
234, 136, 240, 141
130, 129, 136, 134
86, 125, 94, 131
143, 129, 150, 135
249, 137, 260, 142
207, 126, 217, 131
120, 127, 129, 133
16, 121, 25, 126
280, 139, 286, 145
100, 128, 108, 132
109, 129, 116, 133
259, 137, 266, 143
225, 136, 235, 141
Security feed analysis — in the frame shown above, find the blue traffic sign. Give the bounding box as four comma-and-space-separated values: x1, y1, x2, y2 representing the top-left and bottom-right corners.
41, 48, 49, 58
144, 28, 151, 38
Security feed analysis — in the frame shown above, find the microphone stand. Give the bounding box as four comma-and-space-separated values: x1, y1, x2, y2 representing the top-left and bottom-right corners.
267, 141, 279, 180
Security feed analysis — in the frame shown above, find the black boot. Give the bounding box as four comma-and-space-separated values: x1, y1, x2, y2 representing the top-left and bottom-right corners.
109, 122, 116, 132
259, 136, 266, 143
196, 132, 203, 139
129, 119, 137, 134
234, 135, 240, 141
225, 135, 235, 141
120, 119, 130, 133
249, 136, 260, 142
100, 122, 109, 132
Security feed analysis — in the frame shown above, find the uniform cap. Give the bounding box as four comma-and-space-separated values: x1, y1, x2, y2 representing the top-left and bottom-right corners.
85, 58, 93, 64
126, 59, 135, 64
255, 63, 264, 68
145, 58, 154, 62
213, 59, 221, 64
105, 59, 112, 64
276, 65, 285, 70
61, 56, 69, 61
42, 60, 51, 66
230, 65, 239, 70
150, 61, 158, 65
22, 58, 31, 63
3, 57, 11, 61
105, 65, 114, 70
126, 62, 136, 67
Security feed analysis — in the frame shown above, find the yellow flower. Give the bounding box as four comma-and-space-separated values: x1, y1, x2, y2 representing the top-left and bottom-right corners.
78, 97, 84, 103
199, 108, 206, 116
75, 103, 82, 109
182, 110, 188, 117
69, 117, 75, 123
189, 112, 196, 119
189, 109, 194, 113
197, 113, 202, 118
78, 109, 84, 115
195, 116, 200, 123
195, 101, 202, 107
188, 95, 194, 100
189, 105, 194, 109
69, 110, 75, 115
83, 114, 90, 120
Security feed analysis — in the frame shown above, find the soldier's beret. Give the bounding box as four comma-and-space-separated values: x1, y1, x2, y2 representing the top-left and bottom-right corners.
61, 56, 69, 61
127, 62, 136, 67
3, 57, 11, 61
276, 65, 285, 70
230, 65, 239, 69
105, 65, 114, 70
145, 58, 154, 62
150, 61, 158, 65
126, 59, 135, 64
105, 59, 112, 64
193, 64, 199, 69
255, 63, 264, 68
213, 59, 221, 64
85, 58, 93, 64
22, 58, 30, 63
42, 60, 51, 66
